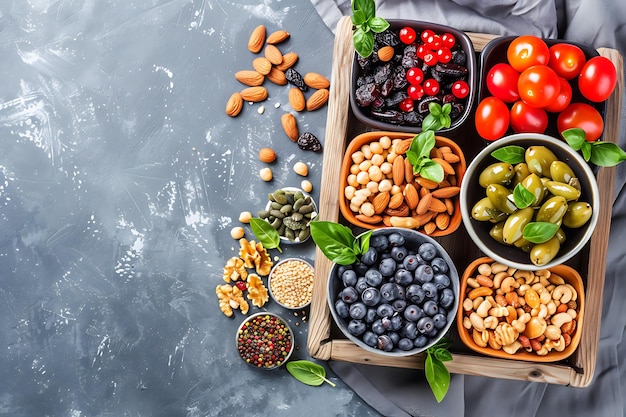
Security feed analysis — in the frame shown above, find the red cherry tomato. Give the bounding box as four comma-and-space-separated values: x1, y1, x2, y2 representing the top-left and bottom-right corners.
475, 96, 510, 141
451, 80, 469, 99
507, 35, 550, 72
517, 65, 561, 108
441, 33, 456, 49
544, 78, 572, 113
423, 79, 440, 96
578, 56, 617, 102
486, 63, 520, 103
421, 29, 436, 44
436, 47, 452, 64
399, 97, 415, 112
407, 84, 424, 100
399, 27, 417, 44
557, 103, 604, 141
548, 43, 586, 80
509, 100, 548, 133
406, 67, 424, 85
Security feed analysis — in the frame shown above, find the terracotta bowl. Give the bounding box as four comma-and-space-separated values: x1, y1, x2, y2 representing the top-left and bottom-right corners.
457, 257, 585, 362
339, 131, 466, 236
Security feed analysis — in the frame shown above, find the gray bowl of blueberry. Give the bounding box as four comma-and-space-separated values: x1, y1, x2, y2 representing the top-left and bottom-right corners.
327, 227, 459, 356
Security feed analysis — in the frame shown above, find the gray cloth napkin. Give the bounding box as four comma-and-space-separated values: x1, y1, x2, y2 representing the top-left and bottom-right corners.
312, 1, 626, 415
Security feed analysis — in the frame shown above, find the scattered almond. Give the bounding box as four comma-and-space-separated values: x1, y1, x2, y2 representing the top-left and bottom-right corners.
240, 86, 268, 102
252, 57, 272, 75
275, 52, 299, 71
288, 87, 306, 111
259, 147, 277, 163
281, 113, 299, 142
266, 30, 290, 44
248, 25, 266, 53
304, 72, 330, 89
235, 70, 264, 86
266, 67, 287, 85
306, 88, 329, 111
264, 44, 283, 65
377, 45, 395, 62
225, 92, 243, 117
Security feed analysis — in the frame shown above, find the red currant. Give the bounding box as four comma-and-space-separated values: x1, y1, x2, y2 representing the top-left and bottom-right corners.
416, 44, 428, 59
420, 29, 436, 44
398, 97, 415, 112
451, 80, 469, 99
399, 26, 417, 44
406, 67, 424, 85
236, 281, 247, 291
407, 84, 424, 100
423, 79, 440, 96
441, 33, 456, 49
423, 52, 438, 66
436, 47, 452, 64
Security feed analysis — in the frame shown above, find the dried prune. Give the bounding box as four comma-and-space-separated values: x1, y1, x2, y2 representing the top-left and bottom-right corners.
392, 66, 408, 90
380, 78, 394, 97
403, 111, 422, 126
401, 44, 419, 69
286, 68, 308, 91
374, 63, 393, 85
297, 132, 322, 152
370, 109, 403, 124
451, 49, 467, 65
375, 30, 400, 47
417, 95, 441, 113
355, 83, 381, 107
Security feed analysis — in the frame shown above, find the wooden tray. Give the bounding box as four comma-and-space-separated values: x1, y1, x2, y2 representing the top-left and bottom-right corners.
307, 16, 624, 387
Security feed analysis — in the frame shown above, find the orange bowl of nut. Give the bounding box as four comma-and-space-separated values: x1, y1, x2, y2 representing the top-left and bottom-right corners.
456, 257, 584, 362
339, 131, 466, 236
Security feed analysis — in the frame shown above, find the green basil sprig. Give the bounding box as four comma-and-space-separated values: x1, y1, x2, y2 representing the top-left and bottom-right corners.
562, 127, 626, 166
351, 0, 389, 58
310, 221, 371, 265
512, 183, 535, 209
425, 338, 452, 403
250, 218, 282, 253
491, 145, 525, 164
286, 360, 336, 387
523, 222, 559, 244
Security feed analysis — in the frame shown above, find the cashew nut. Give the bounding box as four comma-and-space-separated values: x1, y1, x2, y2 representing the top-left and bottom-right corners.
469, 312, 486, 332
489, 305, 509, 318
484, 315, 499, 330
491, 262, 509, 274
500, 276, 518, 293
472, 329, 488, 347
544, 324, 562, 341
548, 273, 565, 285
476, 299, 492, 318
551, 312, 573, 328
517, 284, 531, 296
552, 285, 573, 304
565, 283, 578, 301
502, 340, 523, 354
514, 270, 535, 284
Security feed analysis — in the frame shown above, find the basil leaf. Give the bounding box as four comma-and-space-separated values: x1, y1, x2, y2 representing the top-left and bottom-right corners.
405, 149, 419, 167
412, 131, 435, 159
581, 141, 592, 161
491, 145, 525, 164
351, 10, 367, 26
590, 141, 626, 166
523, 222, 559, 244
286, 360, 336, 387
429, 102, 442, 117
421, 113, 439, 132
353, 28, 374, 58
250, 218, 282, 253
420, 160, 445, 183
358, 230, 372, 254
368, 16, 389, 33
352, 0, 375, 17
310, 221, 359, 265
513, 183, 535, 209
433, 348, 453, 362
561, 128, 586, 150
425, 352, 450, 403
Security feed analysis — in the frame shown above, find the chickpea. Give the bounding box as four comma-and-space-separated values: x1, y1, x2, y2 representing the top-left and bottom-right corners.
378, 179, 392, 193
260, 167, 273, 182
369, 141, 383, 154
238, 211, 252, 223
230, 227, 245, 240
351, 150, 365, 164
379, 135, 392, 149
371, 153, 385, 166
361, 144, 373, 159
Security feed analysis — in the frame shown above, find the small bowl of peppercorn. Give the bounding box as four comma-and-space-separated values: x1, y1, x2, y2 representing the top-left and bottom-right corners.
351, 19, 476, 134
236, 312, 295, 370
268, 258, 315, 310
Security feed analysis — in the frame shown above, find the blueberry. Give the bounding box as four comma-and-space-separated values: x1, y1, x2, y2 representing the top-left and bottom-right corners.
396, 285, 406, 300
361, 287, 381, 306
422, 282, 438, 300
388, 232, 406, 247
371, 319, 385, 335
398, 337, 414, 351
376, 303, 394, 318
403, 304, 424, 321
439, 288, 455, 309
365, 269, 383, 286
370, 234, 390, 252
390, 314, 403, 331
431, 257, 449, 274
401, 321, 418, 339
365, 308, 378, 323
363, 331, 378, 347
378, 257, 397, 277
388, 331, 400, 345
426, 326, 439, 338
390, 245, 408, 261
355, 277, 369, 293
335, 299, 349, 318
341, 286, 359, 303
349, 302, 367, 319
418, 242, 438, 261
380, 282, 399, 301
377, 334, 394, 352
433, 313, 448, 329
361, 247, 379, 266
348, 319, 367, 336
394, 268, 413, 286
423, 300, 439, 316
433, 273, 451, 290
354, 262, 369, 276
414, 264, 434, 283
406, 284, 426, 304
413, 335, 428, 348
402, 254, 420, 271
342, 269, 358, 287
416, 316, 435, 334
392, 298, 407, 312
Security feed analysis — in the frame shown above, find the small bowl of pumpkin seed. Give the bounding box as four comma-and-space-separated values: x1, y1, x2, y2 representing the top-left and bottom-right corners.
259, 187, 318, 244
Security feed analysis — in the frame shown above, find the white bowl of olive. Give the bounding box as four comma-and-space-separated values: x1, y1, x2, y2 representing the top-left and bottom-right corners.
460, 133, 599, 270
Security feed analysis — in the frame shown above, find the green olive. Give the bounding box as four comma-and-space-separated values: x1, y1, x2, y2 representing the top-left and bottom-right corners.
479, 162, 514, 188
472, 197, 507, 222
502, 207, 534, 244
555, 227, 567, 244
520, 173, 546, 206
549, 161, 576, 183
489, 221, 506, 244
486, 184, 517, 214
512, 163, 531, 187
562, 201, 593, 228
530, 236, 561, 266
513, 237, 533, 252
545, 180, 581, 201
525, 146, 558, 177
536, 195, 569, 225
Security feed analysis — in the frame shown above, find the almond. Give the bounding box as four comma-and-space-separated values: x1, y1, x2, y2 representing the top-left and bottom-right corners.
416, 193, 432, 215
392, 155, 405, 186
414, 211, 434, 226
404, 157, 414, 184
392, 138, 412, 155
288, 87, 306, 111
377, 45, 395, 62
303, 72, 330, 89
404, 183, 419, 210
435, 212, 450, 230
259, 147, 277, 163
235, 70, 264, 86
240, 86, 268, 102
252, 57, 272, 75
306, 88, 329, 111
281, 113, 299, 142
385, 204, 410, 217
416, 176, 439, 189
266, 29, 290, 44
432, 157, 456, 176
431, 186, 460, 199
248, 25, 266, 53
444, 197, 455, 215
275, 52, 299, 71
423, 221, 437, 235
372, 191, 390, 214
388, 192, 404, 209
264, 44, 283, 65
356, 214, 383, 225
428, 197, 447, 213
266, 67, 287, 85
225, 92, 243, 117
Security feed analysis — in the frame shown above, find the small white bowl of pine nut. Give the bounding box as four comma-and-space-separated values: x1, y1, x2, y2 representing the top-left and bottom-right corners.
268, 258, 315, 309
